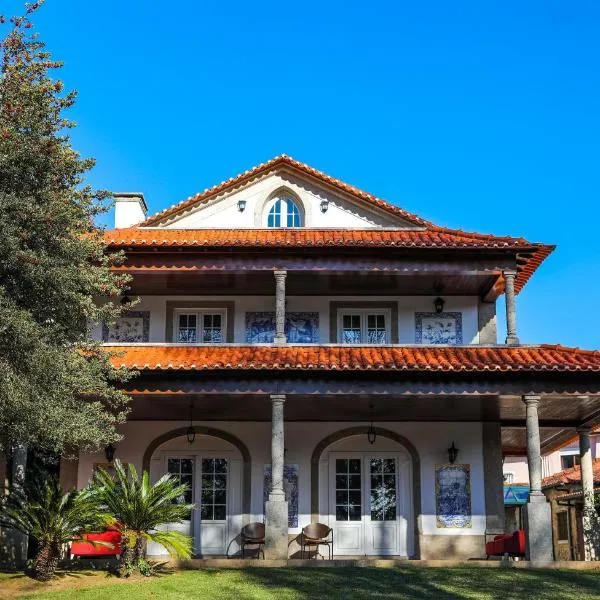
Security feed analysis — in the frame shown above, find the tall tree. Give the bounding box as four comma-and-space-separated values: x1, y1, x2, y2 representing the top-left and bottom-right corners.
0, 1, 132, 457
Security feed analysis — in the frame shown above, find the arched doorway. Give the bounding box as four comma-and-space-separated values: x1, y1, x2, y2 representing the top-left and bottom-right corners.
143, 427, 250, 557
311, 427, 420, 557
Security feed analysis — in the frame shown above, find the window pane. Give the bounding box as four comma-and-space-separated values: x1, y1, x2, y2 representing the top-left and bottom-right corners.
202, 313, 224, 343
267, 199, 281, 228
349, 459, 361, 474
342, 314, 362, 344
335, 457, 362, 522
367, 313, 386, 344
370, 457, 396, 521
199, 458, 228, 522
178, 314, 197, 343
286, 198, 301, 227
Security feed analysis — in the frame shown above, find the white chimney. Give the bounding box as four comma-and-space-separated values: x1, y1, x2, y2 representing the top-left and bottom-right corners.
114, 192, 147, 228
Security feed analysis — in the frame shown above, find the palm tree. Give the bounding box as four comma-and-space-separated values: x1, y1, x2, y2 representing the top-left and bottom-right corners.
92, 460, 193, 576
0, 480, 104, 581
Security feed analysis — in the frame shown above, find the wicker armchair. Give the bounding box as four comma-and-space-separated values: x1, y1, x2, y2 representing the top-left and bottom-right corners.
300, 523, 333, 559
240, 522, 265, 559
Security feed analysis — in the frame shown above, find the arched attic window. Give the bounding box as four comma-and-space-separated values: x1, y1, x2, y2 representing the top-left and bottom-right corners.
265, 195, 302, 228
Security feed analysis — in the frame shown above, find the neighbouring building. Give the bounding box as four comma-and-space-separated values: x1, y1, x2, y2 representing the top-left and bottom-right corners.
60, 155, 600, 561
542, 460, 600, 560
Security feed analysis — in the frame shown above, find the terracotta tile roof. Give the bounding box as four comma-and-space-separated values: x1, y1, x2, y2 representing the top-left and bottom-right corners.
543, 459, 600, 488
104, 228, 553, 294
555, 487, 600, 501
104, 344, 600, 373
140, 154, 433, 228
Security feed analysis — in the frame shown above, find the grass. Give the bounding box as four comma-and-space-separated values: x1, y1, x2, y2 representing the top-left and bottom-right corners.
1, 567, 599, 599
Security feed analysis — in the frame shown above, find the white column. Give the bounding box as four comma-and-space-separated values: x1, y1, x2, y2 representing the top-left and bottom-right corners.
264, 394, 288, 559
578, 426, 598, 561
503, 270, 519, 345
273, 271, 287, 345
522, 396, 553, 562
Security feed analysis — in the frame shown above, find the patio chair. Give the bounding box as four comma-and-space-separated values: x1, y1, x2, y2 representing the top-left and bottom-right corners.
300, 523, 333, 559
240, 522, 265, 559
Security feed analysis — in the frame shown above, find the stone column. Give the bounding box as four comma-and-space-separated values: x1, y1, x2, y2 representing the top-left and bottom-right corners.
59, 456, 79, 492
264, 394, 288, 559
0, 444, 29, 567
503, 270, 519, 345
482, 422, 505, 538
578, 426, 599, 560
522, 396, 553, 562
273, 271, 287, 345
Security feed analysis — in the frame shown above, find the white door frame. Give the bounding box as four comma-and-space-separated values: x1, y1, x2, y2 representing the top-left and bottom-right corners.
156, 450, 242, 556
328, 451, 412, 557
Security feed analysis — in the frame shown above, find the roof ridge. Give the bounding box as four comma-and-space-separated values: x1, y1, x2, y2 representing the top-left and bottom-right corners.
139, 155, 434, 228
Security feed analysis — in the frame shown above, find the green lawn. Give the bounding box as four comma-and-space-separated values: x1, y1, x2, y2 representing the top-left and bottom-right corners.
1, 567, 599, 599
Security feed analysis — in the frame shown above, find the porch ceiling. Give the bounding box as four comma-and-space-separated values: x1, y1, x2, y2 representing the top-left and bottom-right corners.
124, 270, 497, 297
126, 392, 600, 454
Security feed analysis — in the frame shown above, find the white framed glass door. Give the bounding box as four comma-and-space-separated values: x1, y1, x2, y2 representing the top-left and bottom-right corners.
166, 455, 229, 556
364, 456, 399, 555
330, 455, 364, 555
329, 452, 404, 556
166, 456, 195, 547
196, 458, 229, 555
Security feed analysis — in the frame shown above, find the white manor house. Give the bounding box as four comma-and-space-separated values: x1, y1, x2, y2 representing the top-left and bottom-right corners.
61, 155, 600, 561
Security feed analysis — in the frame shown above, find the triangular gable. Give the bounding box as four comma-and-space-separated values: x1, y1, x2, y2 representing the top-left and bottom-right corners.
140, 154, 433, 228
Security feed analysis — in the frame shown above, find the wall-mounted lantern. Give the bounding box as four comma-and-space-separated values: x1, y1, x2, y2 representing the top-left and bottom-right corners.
320, 199, 329, 213
447, 442, 459, 464
434, 297, 445, 314
237, 199, 247, 212
367, 402, 376, 445
104, 443, 116, 463
186, 400, 196, 445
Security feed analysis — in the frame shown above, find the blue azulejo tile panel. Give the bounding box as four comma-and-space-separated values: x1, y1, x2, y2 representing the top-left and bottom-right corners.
245, 312, 319, 343
263, 464, 299, 528
415, 312, 463, 344
435, 464, 472, 528
102, 311, 150, 343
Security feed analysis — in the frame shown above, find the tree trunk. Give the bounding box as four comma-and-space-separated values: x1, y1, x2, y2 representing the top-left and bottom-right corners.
32, 543, 60, 581
117, 535, 133, 578
133, 534, 144, 566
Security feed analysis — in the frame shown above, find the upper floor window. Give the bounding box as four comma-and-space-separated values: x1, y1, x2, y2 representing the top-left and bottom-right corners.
338, 310, 390, 344
266, 196, 302, 228
560, 453, 580, 470
503, 472, 515, 484
175, 310, 226, 343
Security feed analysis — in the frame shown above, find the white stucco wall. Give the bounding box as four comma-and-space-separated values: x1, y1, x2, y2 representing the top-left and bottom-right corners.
92, 294, 481, 344
503, 434, 600, 483
160, 172, 410, 229
78, 420, 486, 544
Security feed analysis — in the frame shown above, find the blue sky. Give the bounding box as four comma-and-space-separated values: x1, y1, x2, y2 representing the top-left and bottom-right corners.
10, 1, 600, 347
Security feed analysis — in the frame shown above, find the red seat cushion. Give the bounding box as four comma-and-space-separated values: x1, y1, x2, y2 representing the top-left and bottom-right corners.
71, 530, 121, 556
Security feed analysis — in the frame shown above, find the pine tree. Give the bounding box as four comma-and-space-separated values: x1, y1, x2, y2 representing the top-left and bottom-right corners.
0, 1, 132, 457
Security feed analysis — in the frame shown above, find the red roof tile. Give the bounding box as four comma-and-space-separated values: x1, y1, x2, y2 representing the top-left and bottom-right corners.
140, 155, 433, 228
104, 344, 600, 373
555, 487, 600, 501
104, 228, 553, 294
543, 459, 600, 488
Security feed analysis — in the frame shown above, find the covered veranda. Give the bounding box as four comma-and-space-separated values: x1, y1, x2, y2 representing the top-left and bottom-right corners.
63, 344, 600, 562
